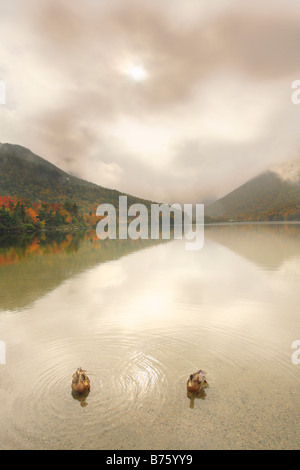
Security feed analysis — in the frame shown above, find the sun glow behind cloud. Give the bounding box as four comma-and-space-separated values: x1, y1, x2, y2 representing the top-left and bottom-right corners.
1, 0, 300, 203
118, 56, 148, 83
127, 64, 148, 82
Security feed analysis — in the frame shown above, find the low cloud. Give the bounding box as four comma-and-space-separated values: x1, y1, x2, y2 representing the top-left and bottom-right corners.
271, 157, 300, 183
1, 0, 300, 203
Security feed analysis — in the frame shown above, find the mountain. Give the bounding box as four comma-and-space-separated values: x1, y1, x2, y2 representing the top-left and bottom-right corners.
2, 142, 299, 224
205, 170, 300, 222
0, 143, 156, 213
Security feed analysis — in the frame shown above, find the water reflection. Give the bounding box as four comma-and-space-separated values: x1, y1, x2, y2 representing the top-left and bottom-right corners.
187, 388, 208, 409
0, 223, 299, 449
1, 223, 299, 315
0, 230, 169, 311
71, 390, 90, 408
205, 222, 300, 270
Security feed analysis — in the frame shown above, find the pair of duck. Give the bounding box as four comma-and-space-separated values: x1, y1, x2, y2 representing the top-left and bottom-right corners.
72, 367, 208, 396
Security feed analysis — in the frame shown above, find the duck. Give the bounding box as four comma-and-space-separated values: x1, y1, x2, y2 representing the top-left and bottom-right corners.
187, 370, 207, 394
71, 367, 91, 395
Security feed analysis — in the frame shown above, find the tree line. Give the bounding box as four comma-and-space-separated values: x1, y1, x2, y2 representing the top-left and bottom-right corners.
0, 196, 97, 232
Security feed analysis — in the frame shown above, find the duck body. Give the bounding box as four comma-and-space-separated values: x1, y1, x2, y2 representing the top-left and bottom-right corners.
71, 367, 91, 395
187, 370, 207, 394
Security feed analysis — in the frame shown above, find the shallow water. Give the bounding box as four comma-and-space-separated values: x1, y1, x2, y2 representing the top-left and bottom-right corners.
0, 224, 299, 449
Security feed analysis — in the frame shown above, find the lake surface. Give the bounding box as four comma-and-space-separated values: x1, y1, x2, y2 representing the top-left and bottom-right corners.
0, 224, 299, 450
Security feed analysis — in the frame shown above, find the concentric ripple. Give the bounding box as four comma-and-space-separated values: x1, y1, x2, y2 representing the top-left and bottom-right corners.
2, 334, 171, 448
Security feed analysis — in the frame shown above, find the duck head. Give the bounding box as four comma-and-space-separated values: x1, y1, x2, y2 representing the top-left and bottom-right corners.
187, 369, 208, 394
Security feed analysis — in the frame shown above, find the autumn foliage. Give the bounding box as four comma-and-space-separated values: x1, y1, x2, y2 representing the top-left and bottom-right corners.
0, 196, 98, 232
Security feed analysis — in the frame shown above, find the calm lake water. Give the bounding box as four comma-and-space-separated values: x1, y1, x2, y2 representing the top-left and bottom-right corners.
0, 223, 299, 450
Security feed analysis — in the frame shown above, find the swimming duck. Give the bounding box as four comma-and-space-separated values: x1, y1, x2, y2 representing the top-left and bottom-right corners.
71, 367, 91, 395
187, 370, 207, 394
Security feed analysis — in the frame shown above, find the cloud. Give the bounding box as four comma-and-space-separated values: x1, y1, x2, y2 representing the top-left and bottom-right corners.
1, 0, 300, 203
271, 157, 300, 183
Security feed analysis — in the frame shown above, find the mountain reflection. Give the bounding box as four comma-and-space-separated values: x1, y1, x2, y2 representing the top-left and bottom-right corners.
0, 229, 168, 311
1, 223, 299, 312
205, 222, 300, 270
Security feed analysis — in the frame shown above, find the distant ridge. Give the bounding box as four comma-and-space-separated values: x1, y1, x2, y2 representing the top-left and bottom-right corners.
1, 143, 299, 222
205, 170, 300, 221
0, 143, 156, 213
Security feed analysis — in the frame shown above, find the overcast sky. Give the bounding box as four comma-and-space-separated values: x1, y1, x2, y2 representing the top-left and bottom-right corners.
1, 0, 300, 203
